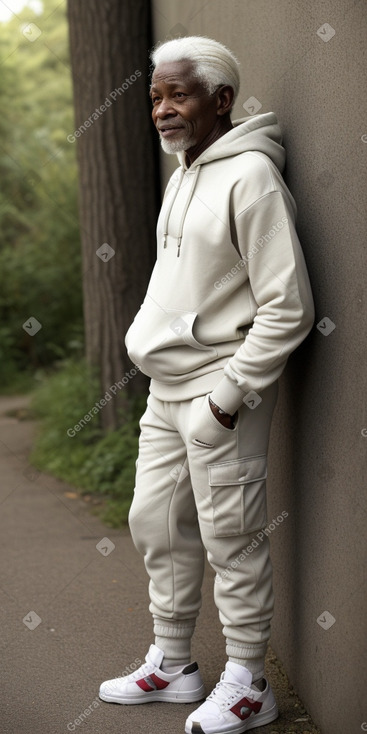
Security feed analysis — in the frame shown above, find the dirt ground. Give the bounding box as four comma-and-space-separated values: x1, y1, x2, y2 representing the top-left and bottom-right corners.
261, 647, 321, 734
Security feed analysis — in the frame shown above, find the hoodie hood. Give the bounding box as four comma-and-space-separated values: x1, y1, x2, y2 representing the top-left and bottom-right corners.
176, 112, 286, 173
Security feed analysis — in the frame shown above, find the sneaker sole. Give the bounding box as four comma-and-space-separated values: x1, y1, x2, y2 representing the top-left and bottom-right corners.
99, 685, 206, 705
185, 702, 278, 733
244, 702, 278, 730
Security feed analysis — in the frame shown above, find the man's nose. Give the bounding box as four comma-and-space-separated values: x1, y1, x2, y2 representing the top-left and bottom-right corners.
154, 99, 176, 118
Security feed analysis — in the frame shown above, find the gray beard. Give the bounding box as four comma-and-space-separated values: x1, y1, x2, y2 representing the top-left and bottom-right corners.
159, 131, 197, 155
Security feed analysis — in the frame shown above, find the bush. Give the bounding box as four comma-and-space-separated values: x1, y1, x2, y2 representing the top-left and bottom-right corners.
30, 359, 147, 526
0, 0, 83, 387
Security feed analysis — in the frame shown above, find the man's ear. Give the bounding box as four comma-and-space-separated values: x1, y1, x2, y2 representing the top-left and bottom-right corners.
216, 85, 234, 116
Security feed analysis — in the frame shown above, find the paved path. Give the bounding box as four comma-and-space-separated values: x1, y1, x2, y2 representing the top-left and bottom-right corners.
0, 395, 320, 734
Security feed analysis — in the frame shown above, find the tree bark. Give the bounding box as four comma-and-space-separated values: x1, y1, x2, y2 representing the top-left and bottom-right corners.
67, 0, 159, 429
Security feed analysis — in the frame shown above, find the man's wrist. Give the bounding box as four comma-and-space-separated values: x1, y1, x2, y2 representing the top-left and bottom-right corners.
209, 396, 232, 417
210, 375, 245, 417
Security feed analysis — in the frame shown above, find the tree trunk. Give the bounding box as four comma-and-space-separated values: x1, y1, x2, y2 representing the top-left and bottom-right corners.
67, 0, 159, 429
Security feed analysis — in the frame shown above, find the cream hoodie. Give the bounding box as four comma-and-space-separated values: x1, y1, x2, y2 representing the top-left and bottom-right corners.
125, 112, 314, 414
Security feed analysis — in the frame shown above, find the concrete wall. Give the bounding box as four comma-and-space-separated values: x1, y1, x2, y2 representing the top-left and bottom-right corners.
150, 3, 367, 732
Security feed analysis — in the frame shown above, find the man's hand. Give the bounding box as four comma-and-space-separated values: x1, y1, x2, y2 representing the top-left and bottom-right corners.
209, 396, 237, 429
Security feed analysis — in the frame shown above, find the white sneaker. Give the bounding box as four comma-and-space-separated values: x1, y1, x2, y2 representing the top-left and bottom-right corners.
185, 661, 278, 733
99, 644, 205, 704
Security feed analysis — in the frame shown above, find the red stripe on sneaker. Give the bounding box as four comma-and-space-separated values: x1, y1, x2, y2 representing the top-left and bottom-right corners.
136, 678, 154, 692
136, 674, 170, 692
230, 696, 262, 720
149, 673, 170, 690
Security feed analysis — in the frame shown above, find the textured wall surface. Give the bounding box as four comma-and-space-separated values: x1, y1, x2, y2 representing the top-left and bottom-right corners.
150, 3, 367, 733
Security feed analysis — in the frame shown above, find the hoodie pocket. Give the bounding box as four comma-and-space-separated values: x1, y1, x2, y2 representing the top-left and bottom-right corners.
208, 455, 267, 537
125, 301, 217, 380
167, 311, 216, 351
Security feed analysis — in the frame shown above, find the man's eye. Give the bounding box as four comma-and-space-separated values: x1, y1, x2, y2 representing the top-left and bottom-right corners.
151, 92, 186, 105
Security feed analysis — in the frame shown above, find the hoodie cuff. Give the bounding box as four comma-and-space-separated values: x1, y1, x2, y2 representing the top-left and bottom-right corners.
210, 376, 245, 415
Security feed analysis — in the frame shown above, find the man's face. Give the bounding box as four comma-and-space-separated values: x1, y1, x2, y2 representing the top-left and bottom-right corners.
150, 59, 220, 155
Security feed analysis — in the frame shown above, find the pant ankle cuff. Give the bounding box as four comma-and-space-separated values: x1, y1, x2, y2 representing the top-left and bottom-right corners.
226, 639, 267, 659
153, 616, 196, 639
226, 639, 266, 679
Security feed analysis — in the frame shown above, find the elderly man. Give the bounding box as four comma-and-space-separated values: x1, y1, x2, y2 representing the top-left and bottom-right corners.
99, 36, 314, 734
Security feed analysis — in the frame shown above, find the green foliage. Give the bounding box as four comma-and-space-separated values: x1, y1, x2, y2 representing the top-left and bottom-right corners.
1, 3, 145, 526
30, 359, 147, 526
0, 0, 83, 386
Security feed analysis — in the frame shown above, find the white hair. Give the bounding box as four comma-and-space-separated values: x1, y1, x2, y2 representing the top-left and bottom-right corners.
151, 36, 240, 105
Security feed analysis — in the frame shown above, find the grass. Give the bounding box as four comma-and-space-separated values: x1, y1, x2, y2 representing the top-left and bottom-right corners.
28, 359, 147, 526
0, 369, 39, 396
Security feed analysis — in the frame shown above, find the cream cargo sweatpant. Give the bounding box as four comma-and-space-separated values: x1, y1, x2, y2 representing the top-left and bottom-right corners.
128, 381, 278, 678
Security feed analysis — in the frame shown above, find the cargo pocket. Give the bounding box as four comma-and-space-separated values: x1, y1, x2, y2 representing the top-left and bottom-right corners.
208, 455, 267, 537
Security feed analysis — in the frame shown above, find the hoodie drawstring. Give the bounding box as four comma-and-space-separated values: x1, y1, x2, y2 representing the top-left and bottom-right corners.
162, 169, 184, 248
162, 165, 201, 257
176, 165, 200, 257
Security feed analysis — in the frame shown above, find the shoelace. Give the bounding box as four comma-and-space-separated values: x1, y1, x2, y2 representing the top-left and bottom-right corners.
208, 678, 253, 711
